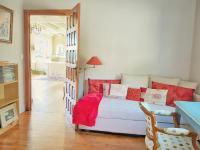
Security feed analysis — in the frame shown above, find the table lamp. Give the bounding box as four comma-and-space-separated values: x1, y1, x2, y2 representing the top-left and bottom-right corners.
82, 56, 102, 95
86, 56, 102, 68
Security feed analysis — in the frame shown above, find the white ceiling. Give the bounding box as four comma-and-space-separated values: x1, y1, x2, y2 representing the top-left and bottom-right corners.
30, 15, 66, 36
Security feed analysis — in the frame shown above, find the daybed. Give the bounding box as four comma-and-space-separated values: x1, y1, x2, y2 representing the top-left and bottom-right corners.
79, 96, 185, 135
75, 75, 198, 135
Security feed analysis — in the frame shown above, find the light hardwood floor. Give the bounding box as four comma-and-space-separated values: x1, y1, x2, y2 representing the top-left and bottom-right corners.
31, 78, 65, 113
0, 80, 146, 150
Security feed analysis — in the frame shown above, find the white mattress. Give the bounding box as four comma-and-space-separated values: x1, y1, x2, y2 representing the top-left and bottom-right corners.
80, 96, 187, 135
97, 96, 185, 124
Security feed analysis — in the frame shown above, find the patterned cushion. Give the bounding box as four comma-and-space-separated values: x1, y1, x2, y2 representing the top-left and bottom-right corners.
152, 82, 177, 106
144, 88, 168, 105
163, 128, 190, 136
158, 132, 194, 150
145, 133, 195, 150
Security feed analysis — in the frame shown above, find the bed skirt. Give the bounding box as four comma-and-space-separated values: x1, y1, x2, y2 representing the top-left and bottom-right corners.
79, 117, 187, 135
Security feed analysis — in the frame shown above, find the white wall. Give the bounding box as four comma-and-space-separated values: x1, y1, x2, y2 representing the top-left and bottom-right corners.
190, 0, 200, 93
0, 0, 196, 112
0, 0, 25, 112
79, 0, 196, 80
24, 0, 196, 79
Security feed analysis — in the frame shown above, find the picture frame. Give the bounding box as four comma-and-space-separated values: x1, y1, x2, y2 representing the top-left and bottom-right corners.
0, 103, 18, 128
0, 5, 13, 43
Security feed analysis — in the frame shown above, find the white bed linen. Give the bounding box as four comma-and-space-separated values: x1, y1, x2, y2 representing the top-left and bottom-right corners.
80, 96, 187, 135
98, 96, 183, 124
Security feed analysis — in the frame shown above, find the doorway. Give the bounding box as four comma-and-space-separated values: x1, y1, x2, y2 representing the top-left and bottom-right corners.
30, 15, 66, 113
24, 4, 80, 111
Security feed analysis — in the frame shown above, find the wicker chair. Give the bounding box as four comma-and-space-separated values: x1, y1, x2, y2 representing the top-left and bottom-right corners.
139, 102, 199, 150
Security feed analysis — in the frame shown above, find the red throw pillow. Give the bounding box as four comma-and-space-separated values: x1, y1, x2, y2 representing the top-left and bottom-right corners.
126, 88, 141, 101
175, 86, 194, 103
140, 87, 147, 101
88, 79, 121, 94
152, 82, 177, 106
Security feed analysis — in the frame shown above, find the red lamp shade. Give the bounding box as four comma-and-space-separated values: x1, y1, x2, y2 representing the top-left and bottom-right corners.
86, 56, 102, 66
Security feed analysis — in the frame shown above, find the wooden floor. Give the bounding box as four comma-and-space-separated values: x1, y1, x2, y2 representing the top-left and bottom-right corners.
0, 79, 146, 150
31, 78, 65, 114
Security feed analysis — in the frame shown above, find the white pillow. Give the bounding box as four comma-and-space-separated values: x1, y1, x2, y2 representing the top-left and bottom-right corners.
122, 74, 149, 88
179, 80, 198, 90
144, 88, 168, 105
109, 84, 128, 99
150, 75, 180, 87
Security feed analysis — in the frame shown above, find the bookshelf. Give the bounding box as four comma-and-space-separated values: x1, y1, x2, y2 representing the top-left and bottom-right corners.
0, 61, 19, 135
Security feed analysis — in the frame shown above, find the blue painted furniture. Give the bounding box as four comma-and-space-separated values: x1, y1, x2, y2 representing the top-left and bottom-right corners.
176, 101, 200, 135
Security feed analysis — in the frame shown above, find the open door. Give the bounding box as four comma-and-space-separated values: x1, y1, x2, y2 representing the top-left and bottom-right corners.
24, 5, 80, 111
65, 4, 80, 128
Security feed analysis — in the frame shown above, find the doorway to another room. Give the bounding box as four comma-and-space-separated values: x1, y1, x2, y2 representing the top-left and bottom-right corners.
30, 15, 66, 113
24, 6, 80, 116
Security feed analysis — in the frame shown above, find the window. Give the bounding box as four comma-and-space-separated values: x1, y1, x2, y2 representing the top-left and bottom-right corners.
56, 44, 65, 58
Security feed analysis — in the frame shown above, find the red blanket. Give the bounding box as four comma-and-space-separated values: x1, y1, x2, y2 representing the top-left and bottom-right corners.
72, 93, 103, 126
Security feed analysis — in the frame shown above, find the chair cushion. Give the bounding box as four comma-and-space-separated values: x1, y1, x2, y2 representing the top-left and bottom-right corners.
163, 128, 190, 136
153, 110, 174, 116
145, 133, 195, 150
158, 132, 194, 150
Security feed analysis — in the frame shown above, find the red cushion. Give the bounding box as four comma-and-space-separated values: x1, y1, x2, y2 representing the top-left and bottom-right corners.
152, 82, 177, 106
126, 88, 141, 101
152, 82, 195, 107
175, 86, 194, 103
140, 87, 147, 101
88, 79, 121, 94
